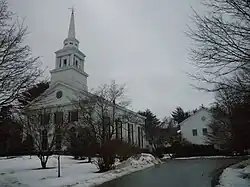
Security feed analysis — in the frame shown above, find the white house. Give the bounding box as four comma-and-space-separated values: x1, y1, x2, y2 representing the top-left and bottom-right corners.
179, 108, 212, 145
27, 10, 148, 149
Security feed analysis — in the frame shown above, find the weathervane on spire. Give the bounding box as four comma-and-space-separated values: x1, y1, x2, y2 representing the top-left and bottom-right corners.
69, 6, 75, 14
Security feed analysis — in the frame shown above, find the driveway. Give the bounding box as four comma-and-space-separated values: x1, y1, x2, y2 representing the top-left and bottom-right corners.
99, 158, 239, 187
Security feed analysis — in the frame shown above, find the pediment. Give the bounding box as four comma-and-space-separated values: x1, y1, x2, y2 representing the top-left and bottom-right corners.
28, 81, 88, 109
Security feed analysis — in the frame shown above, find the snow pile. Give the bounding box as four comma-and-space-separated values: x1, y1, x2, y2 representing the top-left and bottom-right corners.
116, 153, 161, 170
217, 159, 250, 187
162, 154, 173, 159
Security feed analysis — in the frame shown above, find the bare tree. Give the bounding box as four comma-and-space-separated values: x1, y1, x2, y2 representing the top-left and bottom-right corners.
21, 107, 71, 169
187, 0, 250, 93
0, 0, 42, 108
207, 81, 250, 152
206, 104, 233, 150
73, 80, 142, 171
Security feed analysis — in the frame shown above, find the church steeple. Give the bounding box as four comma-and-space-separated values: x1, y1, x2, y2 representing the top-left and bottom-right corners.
51, 8, 88, 91
68, 8, 75, 39
63, 8, 79, 48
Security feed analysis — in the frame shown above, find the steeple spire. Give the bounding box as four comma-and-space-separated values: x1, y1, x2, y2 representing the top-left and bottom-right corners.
68, 8, 75, 39
63, 7, 79, 48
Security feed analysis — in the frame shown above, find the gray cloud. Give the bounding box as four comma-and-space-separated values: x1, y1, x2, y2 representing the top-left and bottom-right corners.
8, 0, 214, 119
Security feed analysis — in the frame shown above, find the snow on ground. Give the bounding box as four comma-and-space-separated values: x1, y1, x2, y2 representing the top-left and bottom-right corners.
217, 159, 250, 187
0, 153, 161, 187
174, 155, 236, 160
162, 154, 173, 159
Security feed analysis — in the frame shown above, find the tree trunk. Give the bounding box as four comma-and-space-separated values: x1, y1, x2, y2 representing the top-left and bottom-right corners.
41, 160, 47, 169
39, 156, 48, 169
88, 156, 91, 163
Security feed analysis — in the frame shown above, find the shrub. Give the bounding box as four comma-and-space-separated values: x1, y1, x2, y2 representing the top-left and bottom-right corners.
169, 143, 231, 157
116, 142, 140, 161
93, 156, 116, 172
94, 139, 141, 172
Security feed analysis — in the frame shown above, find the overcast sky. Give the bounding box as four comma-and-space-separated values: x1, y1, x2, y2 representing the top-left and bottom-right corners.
8, 0, 214, 119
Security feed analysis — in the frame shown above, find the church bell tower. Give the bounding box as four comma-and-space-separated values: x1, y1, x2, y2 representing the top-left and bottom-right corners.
50, 9, 88, 91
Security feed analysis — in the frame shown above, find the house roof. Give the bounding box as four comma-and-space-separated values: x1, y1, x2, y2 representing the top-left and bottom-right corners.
179, 107, 211, 126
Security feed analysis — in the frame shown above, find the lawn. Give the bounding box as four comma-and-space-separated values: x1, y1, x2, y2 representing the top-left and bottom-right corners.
0, 154, 161, 187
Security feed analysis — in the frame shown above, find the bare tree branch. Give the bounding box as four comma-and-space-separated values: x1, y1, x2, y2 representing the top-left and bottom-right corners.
0, 0, 42, 108
187, 0, 250, 92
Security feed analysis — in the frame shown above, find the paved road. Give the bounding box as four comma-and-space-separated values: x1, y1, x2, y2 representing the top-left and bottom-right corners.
99, 158, 239, 187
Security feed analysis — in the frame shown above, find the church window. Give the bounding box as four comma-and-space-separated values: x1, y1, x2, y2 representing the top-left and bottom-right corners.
56, 91, 63, 99
40, 113, 50, 126
115, 119, 122, 140
68, 110, 78, 122
54, 112, 63, 125
138, 127, 141, 147
63, 59, 67, 66
75, 60, 78, 67
42, 129, 48, 150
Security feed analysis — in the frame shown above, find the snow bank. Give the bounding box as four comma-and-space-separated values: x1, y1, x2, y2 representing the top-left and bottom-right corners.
217, 159, 250, 187
174, 155, 235, 160
78, 153, 162, 187
0, 154, 161, 187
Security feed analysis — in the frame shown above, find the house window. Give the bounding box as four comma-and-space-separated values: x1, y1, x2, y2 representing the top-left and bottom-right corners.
70, 42, 73, 45
192, 129, 198, 136
68, 110, 78, 122
63, 59, 67, 66
202, 128, 208, 135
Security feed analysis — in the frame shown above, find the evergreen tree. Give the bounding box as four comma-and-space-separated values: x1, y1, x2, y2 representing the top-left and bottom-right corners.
138, 109, 161, 149
171, 107, 190, 124
18, 81, 49, 106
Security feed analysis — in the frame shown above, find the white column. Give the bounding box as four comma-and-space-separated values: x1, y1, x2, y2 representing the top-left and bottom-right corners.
70, 54, 74, 66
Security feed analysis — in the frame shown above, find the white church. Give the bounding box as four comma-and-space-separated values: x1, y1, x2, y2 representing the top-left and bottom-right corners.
27, 10, 148, 150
